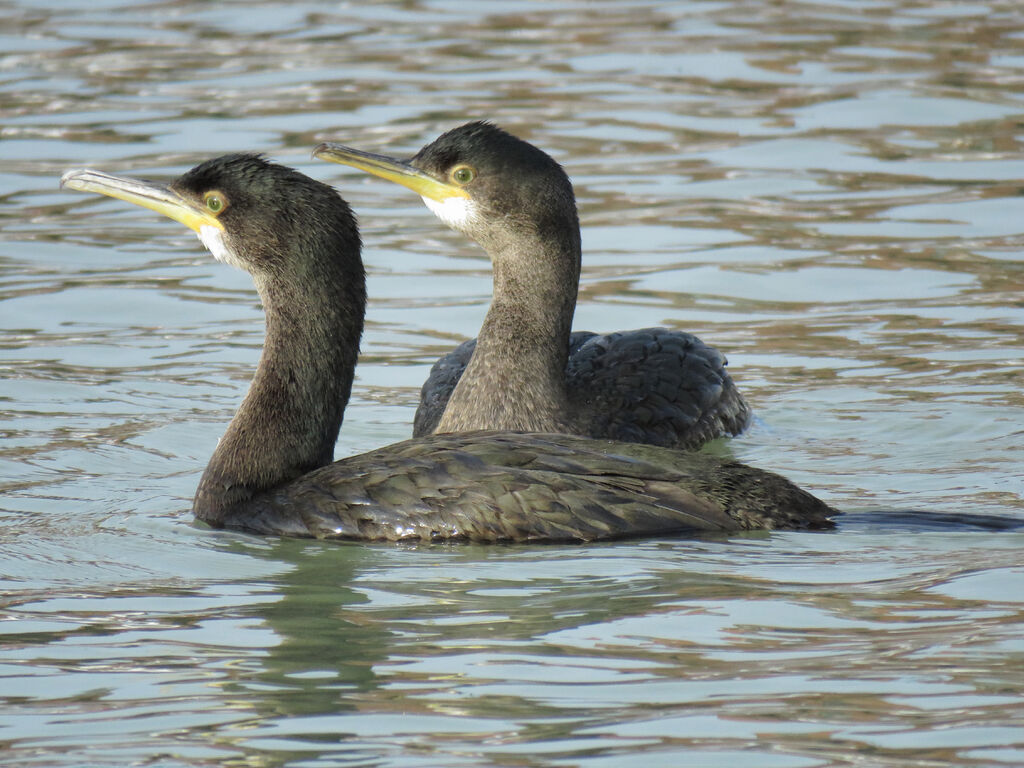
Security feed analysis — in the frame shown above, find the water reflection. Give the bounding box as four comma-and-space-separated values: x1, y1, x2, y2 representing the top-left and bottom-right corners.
191, 535, 1024, 763
242, 541, 381, 714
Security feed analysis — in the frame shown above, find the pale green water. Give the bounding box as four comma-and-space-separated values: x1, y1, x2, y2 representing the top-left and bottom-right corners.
2, 1, 1024, 765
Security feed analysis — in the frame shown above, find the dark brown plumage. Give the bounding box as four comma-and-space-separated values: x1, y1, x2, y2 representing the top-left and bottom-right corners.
61, 154, 835, 542
315, 122, 751, 449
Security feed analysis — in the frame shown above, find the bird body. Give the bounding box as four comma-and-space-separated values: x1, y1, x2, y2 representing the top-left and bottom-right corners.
415, 328, 746, 449
315, 123, 751, 449
61, 154, 834, 543
222, 431, 833, 542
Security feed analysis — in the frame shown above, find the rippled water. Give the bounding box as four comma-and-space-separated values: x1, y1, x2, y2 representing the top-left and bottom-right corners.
2, 1, 1024, 765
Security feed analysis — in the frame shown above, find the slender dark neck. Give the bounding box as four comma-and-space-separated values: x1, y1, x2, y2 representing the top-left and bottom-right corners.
437, 221, 581, 433
194, 264, 365, 525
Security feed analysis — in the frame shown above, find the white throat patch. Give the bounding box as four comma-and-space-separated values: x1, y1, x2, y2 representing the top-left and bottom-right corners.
422, 195, 476, 232
198, 225, 245, 271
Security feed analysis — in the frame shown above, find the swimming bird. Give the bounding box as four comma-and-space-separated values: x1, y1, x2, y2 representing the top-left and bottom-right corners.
60, 154, 834, 542
314, 122, 751, 449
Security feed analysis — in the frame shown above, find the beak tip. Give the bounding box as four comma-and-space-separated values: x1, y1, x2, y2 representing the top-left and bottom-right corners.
59, 169, 84, 189
311, 143, 329, 160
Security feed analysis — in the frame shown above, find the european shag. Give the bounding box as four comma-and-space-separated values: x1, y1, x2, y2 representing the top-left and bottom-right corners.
60, 154, 834, 542
314, 122, 751, 449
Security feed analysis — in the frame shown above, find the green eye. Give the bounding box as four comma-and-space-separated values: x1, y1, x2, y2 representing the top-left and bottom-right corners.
451, 165, 476, 185
204, 191, 226, 213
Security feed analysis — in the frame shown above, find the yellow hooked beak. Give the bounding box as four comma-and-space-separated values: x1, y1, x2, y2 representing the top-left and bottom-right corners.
312, 142, 469, 203
60, 168, 225, 233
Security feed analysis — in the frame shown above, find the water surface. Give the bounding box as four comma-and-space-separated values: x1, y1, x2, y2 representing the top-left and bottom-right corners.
2, 1, 1023, 765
